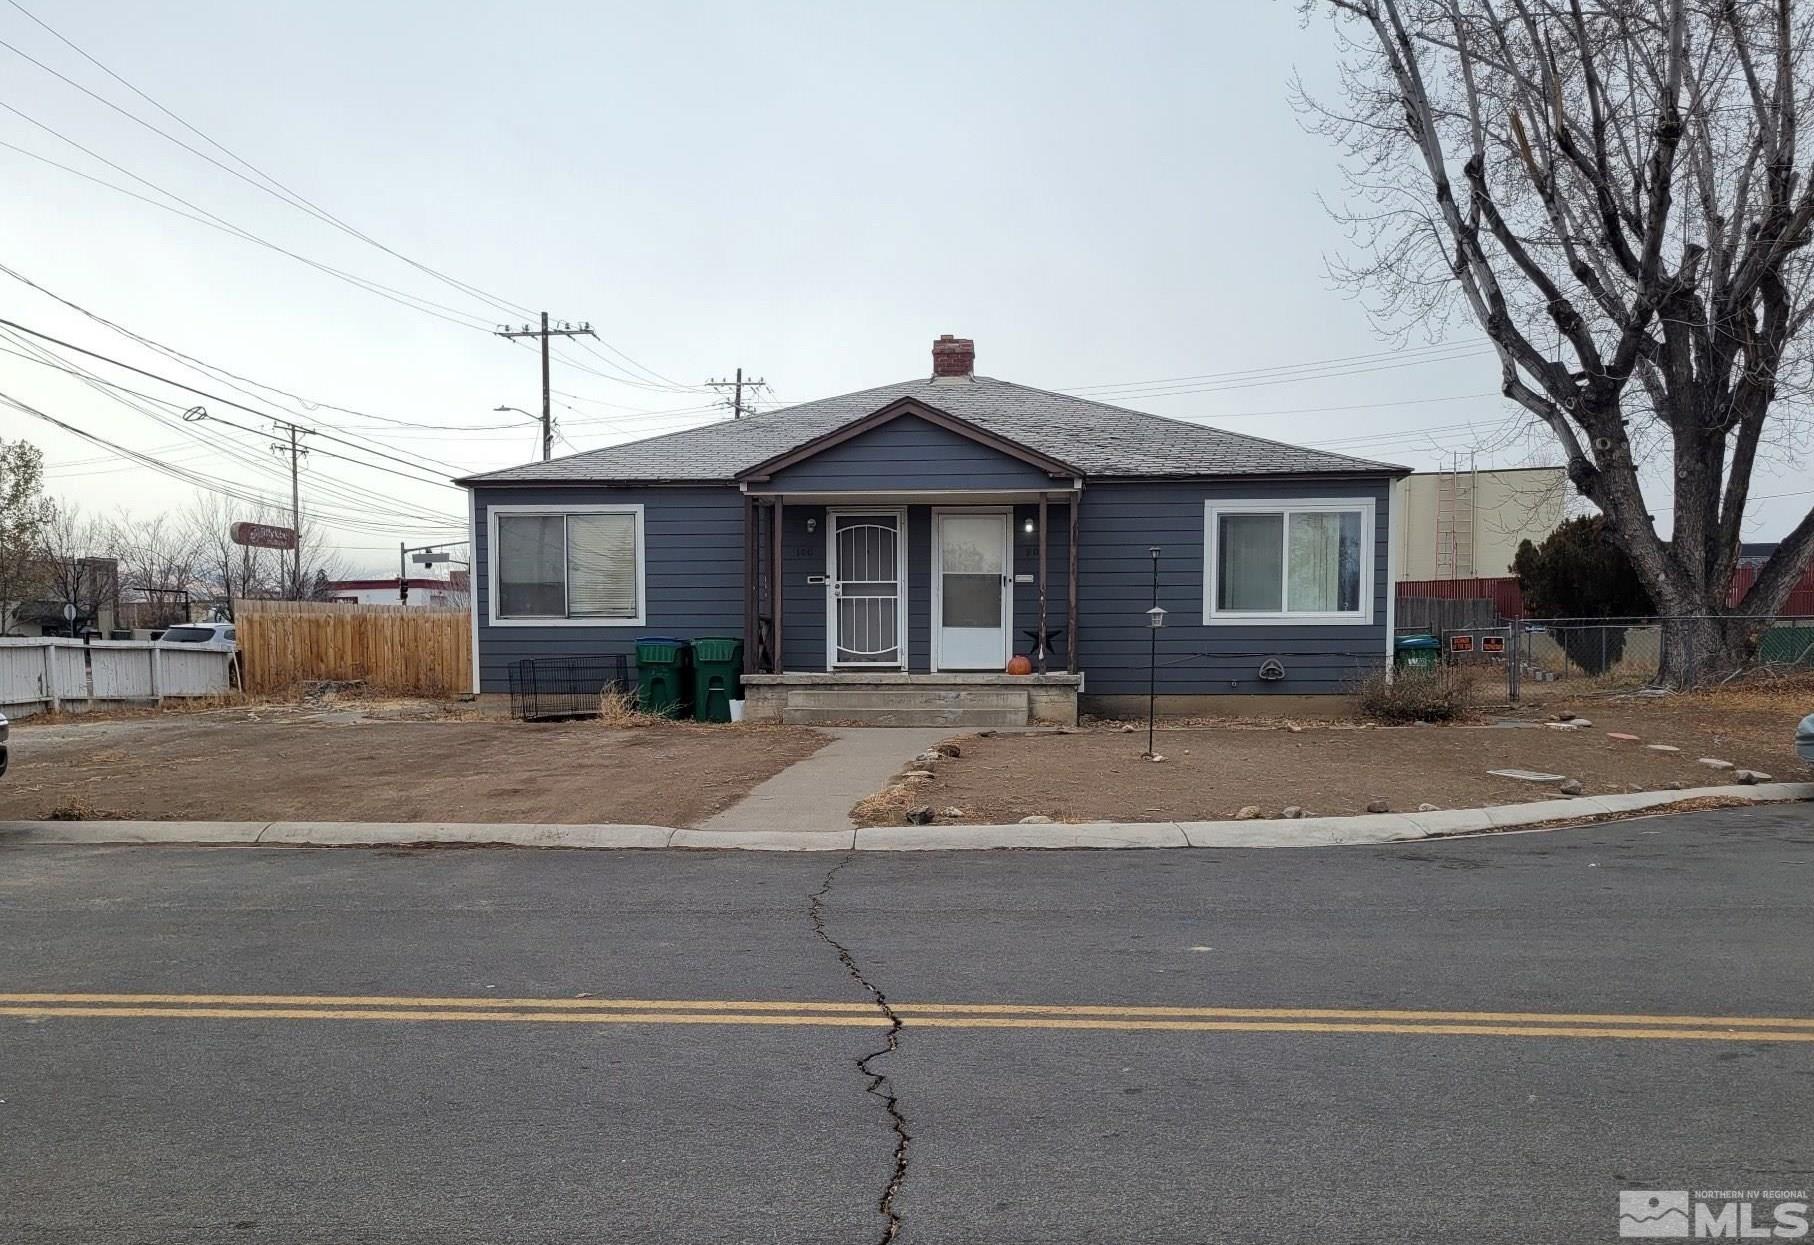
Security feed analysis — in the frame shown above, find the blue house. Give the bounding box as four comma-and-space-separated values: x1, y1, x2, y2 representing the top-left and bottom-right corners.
458, 336, 1409, 725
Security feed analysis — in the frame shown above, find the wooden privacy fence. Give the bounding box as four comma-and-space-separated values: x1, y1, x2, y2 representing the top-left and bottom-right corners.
234, 599, 470, 696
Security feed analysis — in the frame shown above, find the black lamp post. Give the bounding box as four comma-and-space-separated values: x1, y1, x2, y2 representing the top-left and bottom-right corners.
1145, 546, 1165, 759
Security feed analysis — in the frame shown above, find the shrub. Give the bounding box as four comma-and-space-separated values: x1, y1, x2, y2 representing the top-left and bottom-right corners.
1352, 666, 1478, 724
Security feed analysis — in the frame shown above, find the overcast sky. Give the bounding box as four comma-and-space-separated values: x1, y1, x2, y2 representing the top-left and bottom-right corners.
2, 0, 1807, 576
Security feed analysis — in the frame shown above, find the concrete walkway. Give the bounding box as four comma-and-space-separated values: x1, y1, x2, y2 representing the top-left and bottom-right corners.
693, 726, 955, 833
6, 783, 1809, 851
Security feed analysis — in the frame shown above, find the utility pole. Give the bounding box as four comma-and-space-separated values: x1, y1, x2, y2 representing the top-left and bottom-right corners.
269, 422, 312, 599
707, 366, 766, 419
495, 312, 597, 461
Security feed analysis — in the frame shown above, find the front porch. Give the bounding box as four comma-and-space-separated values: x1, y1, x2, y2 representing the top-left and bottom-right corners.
741, 671, 1082, 727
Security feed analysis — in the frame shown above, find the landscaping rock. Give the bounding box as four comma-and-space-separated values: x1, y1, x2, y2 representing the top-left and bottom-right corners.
940, 806, 965, 818
915, 751, 942, 763
1489, 768, 1568, 782
1417, 803, 1440, 812
1545, 721, 1583, 731
905, 805, 935, 826
1558, 778, 1584, 797
1606, 732, 1640, 742
1555, 711, 1576, 721
1697, 757, 1734, 770
1144, 753, 1167, 763
1280, 805, 1306, 819
1645, 744, 1681, 752
930, 742, 962, 758
1017, 814, 1053, 825
1666, 781, 1687, 790
901, 770, 935, 782
1120, 724, 1138, 733
1365, 799, 1390, 813
1235, 805, 1263, 820
976, 730, 997, 738
1734, 770, 1773, 785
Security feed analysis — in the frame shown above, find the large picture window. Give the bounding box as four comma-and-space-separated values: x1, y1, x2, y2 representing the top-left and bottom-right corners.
490, 506, 644, 625
1204, 498, 1374, 624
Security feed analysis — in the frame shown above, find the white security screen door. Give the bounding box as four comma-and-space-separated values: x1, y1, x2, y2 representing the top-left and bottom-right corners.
936, 512, 1011, 671
831, 512, 904, 666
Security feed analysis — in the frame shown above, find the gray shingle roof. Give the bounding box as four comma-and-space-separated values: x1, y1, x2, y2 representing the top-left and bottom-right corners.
457, 375, 1406, 485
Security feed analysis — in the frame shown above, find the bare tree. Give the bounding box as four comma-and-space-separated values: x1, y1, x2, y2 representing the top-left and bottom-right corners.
180, 491, 347, 609
0, 438, 55, 633
1306, 0, 1814, 680
38, 505, 118, 633
106, 510, 203, 628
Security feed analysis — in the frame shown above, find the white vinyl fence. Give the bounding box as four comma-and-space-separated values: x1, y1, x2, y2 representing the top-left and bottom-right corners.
0, 638, 235, 718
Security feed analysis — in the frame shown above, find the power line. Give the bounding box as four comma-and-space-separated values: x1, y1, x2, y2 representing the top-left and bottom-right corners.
0, 316, 467, 483
0, 125, 496, 331
0, 259, 538, 436
1, 1, 531, 322
0, 325, 463, 528
0, 391, 461, 537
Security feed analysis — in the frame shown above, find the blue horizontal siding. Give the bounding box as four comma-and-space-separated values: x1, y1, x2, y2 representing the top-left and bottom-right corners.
471, 475, 1397, 698
471, 484, 744, 693
1073, 479, 1392, 696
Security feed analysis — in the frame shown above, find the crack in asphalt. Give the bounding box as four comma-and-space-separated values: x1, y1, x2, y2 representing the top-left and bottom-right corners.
809, 853, 909, 1245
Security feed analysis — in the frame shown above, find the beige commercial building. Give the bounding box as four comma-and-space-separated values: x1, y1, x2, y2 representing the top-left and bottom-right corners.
1393, 466, 1569, 580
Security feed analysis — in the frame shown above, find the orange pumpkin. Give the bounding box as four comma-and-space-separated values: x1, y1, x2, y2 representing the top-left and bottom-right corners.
1005, 654, 1034, 676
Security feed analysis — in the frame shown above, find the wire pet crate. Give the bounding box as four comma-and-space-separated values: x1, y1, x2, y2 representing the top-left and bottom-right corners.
508, 654, 630, 721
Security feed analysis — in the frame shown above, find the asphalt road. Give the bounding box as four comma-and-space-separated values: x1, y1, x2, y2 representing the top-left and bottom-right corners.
3, 805, 1813, 1244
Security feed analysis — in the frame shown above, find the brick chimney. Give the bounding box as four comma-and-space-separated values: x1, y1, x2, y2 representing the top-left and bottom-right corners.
931, 334, 975, 379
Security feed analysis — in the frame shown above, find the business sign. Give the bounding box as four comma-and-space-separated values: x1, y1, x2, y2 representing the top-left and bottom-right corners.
230, 522, 298, 551
1449, 633, 1475, 653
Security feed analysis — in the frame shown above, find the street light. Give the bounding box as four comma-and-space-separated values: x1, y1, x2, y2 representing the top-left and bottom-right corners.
1144, 547, 1165, 759
493, 405, 537, 421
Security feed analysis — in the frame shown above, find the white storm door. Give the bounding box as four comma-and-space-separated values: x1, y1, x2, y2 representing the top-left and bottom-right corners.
830, 512, 905, 667
935, 512, 1011, 671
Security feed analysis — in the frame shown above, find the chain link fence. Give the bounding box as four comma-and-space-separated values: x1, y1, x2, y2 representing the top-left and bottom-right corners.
1396, 615, 1814, 701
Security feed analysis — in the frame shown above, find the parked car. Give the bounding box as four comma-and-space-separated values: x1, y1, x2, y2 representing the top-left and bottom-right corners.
159, 622, 237, 648
1798, 713, 1814, 765
0, 710, 10, 777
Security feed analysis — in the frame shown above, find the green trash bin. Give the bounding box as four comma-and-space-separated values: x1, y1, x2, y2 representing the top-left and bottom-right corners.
690, 636, 744, 723
1394, 633, 1440, 671
635, 637, 693, 718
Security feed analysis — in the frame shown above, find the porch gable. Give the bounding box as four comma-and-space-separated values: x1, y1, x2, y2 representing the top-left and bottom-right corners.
738, 398, 1077, 494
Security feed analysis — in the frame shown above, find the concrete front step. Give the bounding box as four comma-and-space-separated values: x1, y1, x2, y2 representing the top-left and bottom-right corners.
778, 685, 1030, 727
784, 688, 1028, 711
780, 705, 1029, 727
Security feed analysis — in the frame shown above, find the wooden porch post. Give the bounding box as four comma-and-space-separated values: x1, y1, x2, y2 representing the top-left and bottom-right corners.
742, 492, 757, 676
770, 496, 785, 674
1066, 491, 1080, 674
1036, 495, 1049, 674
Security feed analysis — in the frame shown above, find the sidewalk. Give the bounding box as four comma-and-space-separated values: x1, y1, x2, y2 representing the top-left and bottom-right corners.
693, 727, 954, 833
5, 782, 1809, 851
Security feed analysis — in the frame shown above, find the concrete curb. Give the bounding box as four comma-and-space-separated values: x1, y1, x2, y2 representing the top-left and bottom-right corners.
2, 783, 1808, 852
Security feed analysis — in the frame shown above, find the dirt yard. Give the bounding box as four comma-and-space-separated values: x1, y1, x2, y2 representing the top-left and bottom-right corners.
867, 685, 1811, 826
0, 706, 826, 827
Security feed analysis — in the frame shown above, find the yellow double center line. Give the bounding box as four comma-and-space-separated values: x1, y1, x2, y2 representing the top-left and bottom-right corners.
3, 993, 1814, 1042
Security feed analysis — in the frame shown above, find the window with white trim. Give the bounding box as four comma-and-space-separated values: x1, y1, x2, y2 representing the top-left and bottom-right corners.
1204, 499, 1374, 623
492, 507, 643, 623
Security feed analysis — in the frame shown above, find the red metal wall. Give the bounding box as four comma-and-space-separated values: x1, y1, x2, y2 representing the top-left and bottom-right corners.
1731, 563, 1814, 616
1399, 567, 1814, 619
1396, 577, 1527, 618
